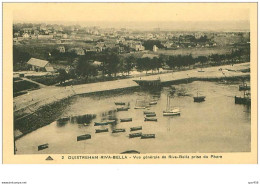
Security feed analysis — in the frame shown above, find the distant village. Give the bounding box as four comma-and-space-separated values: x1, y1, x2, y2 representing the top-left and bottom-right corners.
13, 23, 250, 97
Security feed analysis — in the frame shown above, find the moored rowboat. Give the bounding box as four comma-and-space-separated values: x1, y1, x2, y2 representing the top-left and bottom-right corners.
112, 129, 126, 133
95, 128, 109, 133
129, 132, 142, 138
130, 126, 142, 131
120, 118, 132, 122
145, 113, 156, 117
77, 134, 91, 141
121, 150, 140, 154
143, 111, 155, 115
115, 102, 126, 105
94, 120, 115, 126
38, 143, 49, 151
144, 117, 157, 121
141, 134, 155, 139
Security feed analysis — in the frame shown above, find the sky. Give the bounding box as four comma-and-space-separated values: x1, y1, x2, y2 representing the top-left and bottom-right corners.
10, 3, 252, 31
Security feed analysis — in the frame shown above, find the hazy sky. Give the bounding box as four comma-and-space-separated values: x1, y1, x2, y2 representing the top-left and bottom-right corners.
10, 3, 252, 31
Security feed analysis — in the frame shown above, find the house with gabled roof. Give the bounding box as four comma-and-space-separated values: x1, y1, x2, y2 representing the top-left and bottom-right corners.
27, 58, 54, 72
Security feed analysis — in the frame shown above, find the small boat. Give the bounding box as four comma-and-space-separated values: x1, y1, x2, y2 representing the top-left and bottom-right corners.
149, 101, 157, 105
163, 108, 180, 116
115, 102, 126, 105
112, 129, 126, 133
134, 106, 146, 109
38, 143, 49, 151
120, 118, 132, 122
121, 150, 140, 154
163, 94, 181, 116
130, 126, 142, 131
95, 128, 109, 133
141, 134, 155, 139
235, 91, 251, 105
116, 107, 129, 111
143, 111, 155, 115
129, 132, 142, 138
77, 134, 91, 141
94, 120, 115, 126
144, 117, 157, 121
193, 92, 206, 102
145, 113, 156, 117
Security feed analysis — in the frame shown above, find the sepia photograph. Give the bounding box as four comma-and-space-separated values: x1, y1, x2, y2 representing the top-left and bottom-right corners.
2, 2, 257, 164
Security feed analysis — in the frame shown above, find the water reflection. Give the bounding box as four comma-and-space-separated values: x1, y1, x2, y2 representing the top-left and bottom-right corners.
16, 81, 251, 154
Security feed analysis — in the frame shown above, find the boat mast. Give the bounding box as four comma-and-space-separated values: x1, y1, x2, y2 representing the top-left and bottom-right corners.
166, 94, 168, 111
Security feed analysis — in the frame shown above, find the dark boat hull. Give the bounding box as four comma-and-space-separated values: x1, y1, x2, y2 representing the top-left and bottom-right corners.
112, 129, 126, 133
235, 96, 251, 105
115, 102, 126, 105
130, 126, 142, 131
239, 85, 250, 91
145, 113, 156, 117
121, 150, 140, 154
38, 143, 49, 151
144, 118, 157, 121
116, 107, 129, 111
143, 111, 155, 115
193, 96, 206, 102
120, 118, 132, 122
129, 133, 142, 138
141, 134, 155, 139
95, 128, 109, 133
77, 134, 91, 141
94, 120, 115, 126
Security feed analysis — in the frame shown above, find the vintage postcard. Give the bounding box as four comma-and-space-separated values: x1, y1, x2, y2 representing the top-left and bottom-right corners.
2, 2, 257, 164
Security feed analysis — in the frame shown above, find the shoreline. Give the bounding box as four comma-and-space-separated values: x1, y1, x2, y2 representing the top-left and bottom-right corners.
14, 62, 250, 139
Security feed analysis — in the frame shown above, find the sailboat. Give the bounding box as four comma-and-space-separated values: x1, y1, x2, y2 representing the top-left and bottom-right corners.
163, 94, 180, 116
193, 91, 206, 102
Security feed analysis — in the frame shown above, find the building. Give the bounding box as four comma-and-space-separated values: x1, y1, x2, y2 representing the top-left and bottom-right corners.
27, 58, 54, 72
135, 44, 145, 51
153, 45, 158, 52
57, 46, 66, 53
22, 33, 30, 38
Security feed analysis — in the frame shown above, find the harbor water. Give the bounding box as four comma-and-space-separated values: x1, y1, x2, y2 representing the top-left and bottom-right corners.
15, 81, 251, 154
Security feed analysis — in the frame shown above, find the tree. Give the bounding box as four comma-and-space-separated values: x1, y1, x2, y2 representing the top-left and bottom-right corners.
124, 55, 135, 75
104, 52, 120, 77
136, 57, 150, 74
57, 69, 68, 84
166, 56, 176, 70
76, 57, 98, 79
210, 54, 221, 65
151, 57, 162, 73
13, 47, 31, 71
196, 56, 208, 67
183, 54, 194, 69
